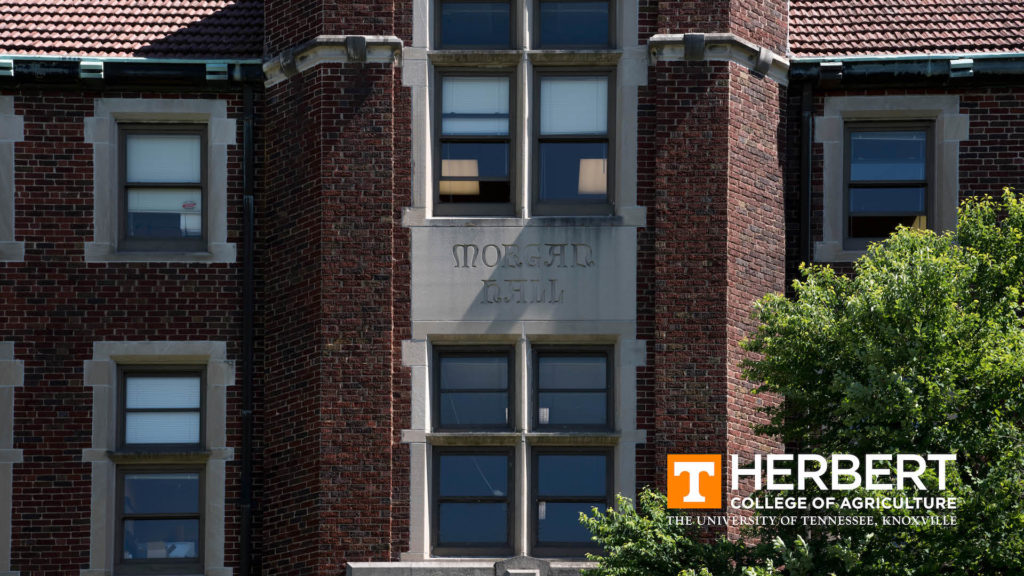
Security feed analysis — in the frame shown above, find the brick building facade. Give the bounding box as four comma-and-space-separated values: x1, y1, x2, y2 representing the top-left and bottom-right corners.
1, 0, 1022, 575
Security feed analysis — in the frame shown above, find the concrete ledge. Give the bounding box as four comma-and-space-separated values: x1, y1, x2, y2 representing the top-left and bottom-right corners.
264, 35, 404, 87
648, 33, 789, 85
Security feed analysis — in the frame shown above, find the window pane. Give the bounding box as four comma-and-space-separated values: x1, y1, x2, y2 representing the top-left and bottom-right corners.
438, 502, 508, 544
537, 501, 603, 543
440, 1, 510, 48
124, 473, 200, 514
439, 454, 508, 497
849, 187, 926, 214
127, 188, 203, 239
538, 454, 607, 497
539, 142, 608, 201
442, 77, 510, 135
538, 356, 606, 389
126, 375, 201, 409
440, 355, 508, 390
123, 519, 199, 559
540, 1, 609, 47
849, 215, 926, 238
538, 392, 606, 426
849, 131, 926, 181
125, 134, 201, 184
440, 392, 508, 427
125, 412, 201, 445
540, 77, 607, 135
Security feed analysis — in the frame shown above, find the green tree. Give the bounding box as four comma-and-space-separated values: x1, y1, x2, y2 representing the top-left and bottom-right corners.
584, 191, 1024, 575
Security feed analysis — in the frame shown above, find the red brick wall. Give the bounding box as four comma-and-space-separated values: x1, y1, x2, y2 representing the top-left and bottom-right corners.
725, 62, 786, 506
265, 0, 397, 58
1, 88, 255, 574
262, 61, 399, 575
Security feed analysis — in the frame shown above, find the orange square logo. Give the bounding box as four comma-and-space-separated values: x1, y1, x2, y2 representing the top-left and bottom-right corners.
667, 454, 722, 509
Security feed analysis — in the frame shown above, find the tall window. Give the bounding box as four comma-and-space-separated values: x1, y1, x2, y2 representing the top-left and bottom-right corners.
431, 1, 616, 217
430, 345, 613, 558
844, 123, 931, 250
436, 75, 515, 216
116, 370, 204, 574
119, 125, 207, 252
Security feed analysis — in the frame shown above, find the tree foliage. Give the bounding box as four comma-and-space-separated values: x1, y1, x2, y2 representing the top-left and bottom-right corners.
584, 191, 1024, 574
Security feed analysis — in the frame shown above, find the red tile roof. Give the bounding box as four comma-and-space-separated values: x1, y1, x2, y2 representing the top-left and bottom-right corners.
0, 0, 262, 59
791, 0, 1024, 57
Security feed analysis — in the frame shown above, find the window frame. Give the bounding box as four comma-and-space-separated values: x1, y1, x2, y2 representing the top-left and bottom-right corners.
532, 68, 616, 216
533, 0, 614, 49
531, 345, 613, 431
432, 345, 516, 431
117, 366, 206, 453
431, 446, 516, 557
529, 447, 612, 557
115, 466, 205, 575
118, 124, 208, 253
433, 70, 518, 217
842, 121, 934, 251
435, 0, 516, 50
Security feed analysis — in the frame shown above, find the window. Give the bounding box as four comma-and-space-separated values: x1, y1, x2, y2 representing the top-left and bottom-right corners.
813, 95, 965, 262
116, 369, 205, 574
435, 75, 515, 216
432, 448, 514, 556
434, 348, 514, 430
119, 125, 207, 252
531, 449, 611, 556
536, 0, 611, 48
438, 0, 512, 48
533, 347, 611, 429
428, 1, 620, 218
534, 73, 613, 216
844, 123, 931, 250
430, 344, 614, 558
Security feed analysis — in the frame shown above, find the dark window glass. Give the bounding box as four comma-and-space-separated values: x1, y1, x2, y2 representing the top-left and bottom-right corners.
539, 0, 609, 48
535, 352, 609, 428
539, 142, 608, 202
439, 502, 509, 543
439, 454, 509, 497
845, 127, 929, 244
438, 76, 512, 211
850, 131, 926, 181
440, 1, 511, 48
120, 472, 201, 562
534, 452, 609, 548
437, 353, 510, 429
435, 451, 512, 553
123, 474, 201, 514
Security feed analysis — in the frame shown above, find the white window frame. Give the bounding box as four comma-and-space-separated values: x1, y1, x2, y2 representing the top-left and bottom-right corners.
81, 341, 234, 576
813, 94, 968, 262
84, 99, 236, 263
0, 342, 24, 575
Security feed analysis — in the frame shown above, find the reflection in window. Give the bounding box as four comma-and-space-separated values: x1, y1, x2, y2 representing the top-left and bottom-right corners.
846, 128, 929, 244
439, 76, 512, 211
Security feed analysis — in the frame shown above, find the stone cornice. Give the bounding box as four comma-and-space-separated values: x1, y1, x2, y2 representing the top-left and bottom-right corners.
264, 34, 404, 87
648, 33, 790, 85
